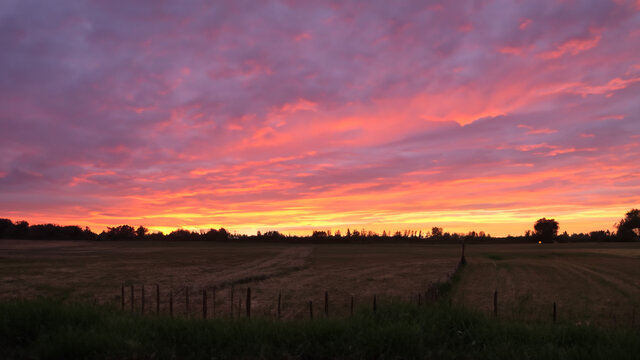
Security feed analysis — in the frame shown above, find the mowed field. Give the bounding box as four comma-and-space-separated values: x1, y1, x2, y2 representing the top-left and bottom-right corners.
1, 240, 638, 325
454, 242, 640, 326
0, 240, 459, 319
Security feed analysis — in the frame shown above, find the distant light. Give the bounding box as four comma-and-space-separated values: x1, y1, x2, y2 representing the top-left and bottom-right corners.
538, 241, 542, 244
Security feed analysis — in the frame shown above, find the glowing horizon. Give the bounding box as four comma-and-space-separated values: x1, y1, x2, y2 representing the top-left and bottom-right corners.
1, 1, 639, 237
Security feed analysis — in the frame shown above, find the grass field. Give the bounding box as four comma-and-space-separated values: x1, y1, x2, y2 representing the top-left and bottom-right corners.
1, 240, 638, 325
2, 298, 640, 359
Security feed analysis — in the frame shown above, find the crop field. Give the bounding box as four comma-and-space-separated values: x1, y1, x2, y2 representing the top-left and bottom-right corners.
1, 240, 639, 325
0, 240, 459, 319
455, 242, 640, 326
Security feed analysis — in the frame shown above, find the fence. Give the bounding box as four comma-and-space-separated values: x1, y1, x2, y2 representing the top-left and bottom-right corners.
119, 283, 447, 320
118, 256, 467, 320
115, 268, 638, 327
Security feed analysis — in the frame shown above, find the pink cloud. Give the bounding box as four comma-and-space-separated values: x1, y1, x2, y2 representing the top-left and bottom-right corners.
538, 31, 602, 59
0, 0, 639, 236
573, 77, 640, 95
519, 19, 533, 30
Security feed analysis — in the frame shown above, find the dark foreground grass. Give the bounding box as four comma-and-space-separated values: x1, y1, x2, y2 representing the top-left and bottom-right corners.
1, 298, 639, 360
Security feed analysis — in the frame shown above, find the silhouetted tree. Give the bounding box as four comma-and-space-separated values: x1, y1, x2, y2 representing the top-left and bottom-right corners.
146, 231, 165, 241
534, 218, 559, 243
31, 224, 86, 240
312, 231, 328, 238
0, 219, 97, 240
104, 225, 136, 240
204, 228, 220, 241
135, 226, 149, 239
616, 209, 640, 241
169, 229, 197, 241
262, 230, 284, 241
12, 220, 29, 238
83, 226, 96, 239
589, 230, 611, 242
217, 228, 230, 240
0, 216, 628, 244
0, 218, 14, 238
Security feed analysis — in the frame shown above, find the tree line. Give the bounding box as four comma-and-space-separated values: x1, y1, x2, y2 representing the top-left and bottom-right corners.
0, 209, 638, 243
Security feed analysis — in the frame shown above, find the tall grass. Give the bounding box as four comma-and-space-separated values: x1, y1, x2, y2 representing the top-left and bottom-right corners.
1, 298, 639, 359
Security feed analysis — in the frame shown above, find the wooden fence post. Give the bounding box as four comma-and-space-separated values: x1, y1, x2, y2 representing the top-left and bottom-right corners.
169, 290, 173, 317
373, 294, 377, 313
230, 286, 234, 318
324, 291, 329, 317
212, 287, 216, 318
350, 296, 354, 317
460, 239, 466, 265
141, 285, 145, 314
121, 285, 125, 311
185, 286, 190, 317
130, 285, 134, 312
309, 300, 313, 320
493, 289, 498, 317
277, 291, 281, 320
156, 284, 160, 316
203, 288, 207, 319
246, 287, 251, 318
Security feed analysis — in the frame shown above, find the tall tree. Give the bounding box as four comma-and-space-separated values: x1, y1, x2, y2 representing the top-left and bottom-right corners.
135, 226, 149, 239
616, 209, 640, 241
534, 218, 559, 243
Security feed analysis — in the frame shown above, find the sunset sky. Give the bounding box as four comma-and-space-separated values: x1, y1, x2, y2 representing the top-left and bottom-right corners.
1, 1, 639, 236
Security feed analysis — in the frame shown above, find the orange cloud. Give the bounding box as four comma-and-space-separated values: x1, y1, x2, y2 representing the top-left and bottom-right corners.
539, 31, 602, 59
279, 99, 318, 113
519, 19, 532, 30
573, 77, 640, 95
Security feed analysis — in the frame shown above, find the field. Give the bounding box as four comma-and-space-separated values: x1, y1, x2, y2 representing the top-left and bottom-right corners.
1, 240, 639, 325
0, 240, 460, 319
456, 242, 640, 326
2, 239, 640, 359
4, 298, 640, 359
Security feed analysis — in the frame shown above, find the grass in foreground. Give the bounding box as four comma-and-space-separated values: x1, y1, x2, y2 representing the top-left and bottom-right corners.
1, 298, 639, 359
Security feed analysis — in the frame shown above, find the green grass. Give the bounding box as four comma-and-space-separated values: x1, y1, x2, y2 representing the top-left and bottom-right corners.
1, 298, 639, 359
